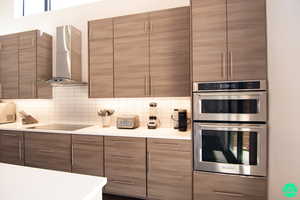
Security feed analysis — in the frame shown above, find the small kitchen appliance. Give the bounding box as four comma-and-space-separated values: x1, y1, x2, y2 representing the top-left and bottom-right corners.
117, 115, 139, 129
178, 109, 188, 132
147, 102, 159, 129
0, 102, 16, 124
171, 109, 179, 129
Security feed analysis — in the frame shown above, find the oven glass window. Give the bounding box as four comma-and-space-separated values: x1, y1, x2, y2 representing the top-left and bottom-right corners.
201, 99, 258, 114
202, 130, 258, 165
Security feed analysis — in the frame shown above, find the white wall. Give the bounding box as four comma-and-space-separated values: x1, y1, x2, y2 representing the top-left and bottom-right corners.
267, 0, 300, 199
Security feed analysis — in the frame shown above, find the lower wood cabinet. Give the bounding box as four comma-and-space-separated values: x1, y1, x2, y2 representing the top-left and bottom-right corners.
104, 136, 147, 199
24, 132, 71, 172
71, 135, 104, 176
0, 130, 24, 165
193, 171, 267, 200
147, 138, 193, 200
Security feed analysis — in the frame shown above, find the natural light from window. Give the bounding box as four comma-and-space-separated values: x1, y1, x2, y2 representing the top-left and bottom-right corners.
15, 0, 101, 17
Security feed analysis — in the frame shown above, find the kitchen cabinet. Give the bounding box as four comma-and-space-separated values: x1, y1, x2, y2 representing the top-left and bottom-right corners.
149, 7, 190, 97
0, 30, 52, 99
114, 13, 149, 98
193, 171, 267, 200
0, 131, 24, 166
25, 132, 71, 172
147, 139, 192, 200
71, 135, 104, 176
192, 0, 267, 82
104, 136, 147, 198
89, 19, 114, 98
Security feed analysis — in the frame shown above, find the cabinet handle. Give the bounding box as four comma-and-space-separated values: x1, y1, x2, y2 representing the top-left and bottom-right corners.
111, 180, 135, 185
3, 134, 18, 137
111, 154, 133, 160
31, 38, 35, 47
19, 138, 22, 161
39, 149, 54, 154
214, 190, 244, 197
149, 76, 152, 96
0, 42, 2, 50
229, 51, 233, 79
71, 144, 74, 166
221, 52, 226, 79
144, 21, 148, 33
150, 21, 153, 33
152, 141, 179, 146
32, 81, 36, 98
147, 152, 151, 173
144, 76, 147, 96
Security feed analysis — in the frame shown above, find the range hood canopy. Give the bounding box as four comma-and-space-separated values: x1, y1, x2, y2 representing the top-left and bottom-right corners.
48, 25, 87, 87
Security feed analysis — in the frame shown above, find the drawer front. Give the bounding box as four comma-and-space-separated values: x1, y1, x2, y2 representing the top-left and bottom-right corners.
104, 136, 146, 198
0, 131, 24, 165
25, 132, 71, 172
193, 171, 267, 200
72, 135, 104, 176
148, 138, 192, 152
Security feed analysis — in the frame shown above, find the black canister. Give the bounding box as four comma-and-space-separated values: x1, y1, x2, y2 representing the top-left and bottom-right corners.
178, 109, 187, 132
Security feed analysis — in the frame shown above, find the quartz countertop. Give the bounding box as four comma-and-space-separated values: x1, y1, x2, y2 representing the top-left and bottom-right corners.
0, 122, 192, 140
0, 163, 107, 200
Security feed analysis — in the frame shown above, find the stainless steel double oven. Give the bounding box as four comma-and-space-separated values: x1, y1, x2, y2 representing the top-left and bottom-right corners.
193, 80, 268, 176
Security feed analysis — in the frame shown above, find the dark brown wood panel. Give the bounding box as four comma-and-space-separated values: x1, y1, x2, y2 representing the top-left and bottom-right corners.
227, 0, 267, 80
25, 132, 71, 172
147, 138, 192, 200
192, 0, 228, 82
104, 136, 147, 199
0, 131, 24, 165
72, 135, 104, 176
89, 19, 114, 98
193, 171, 267, 200
150, 7, 190, 97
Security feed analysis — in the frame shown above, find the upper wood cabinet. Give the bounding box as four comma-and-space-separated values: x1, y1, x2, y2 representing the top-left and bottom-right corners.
89, 19, 114, 98
0, 30, 52, 99
88, 6, 191, 98
114, 13, 150, 98
25, 132, 71, 172
193, 171, 267, 200
192, 0, 267, 82
149, 7, 190, 97
0, 130, 24, 166
71, 135, 104, 176
147, 139, 193, 200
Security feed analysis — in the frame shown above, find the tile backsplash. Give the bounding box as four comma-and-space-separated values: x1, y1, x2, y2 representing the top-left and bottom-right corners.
10, 86, 191, 128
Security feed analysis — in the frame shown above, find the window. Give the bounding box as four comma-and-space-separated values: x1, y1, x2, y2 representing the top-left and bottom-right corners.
15, 0, 100, 17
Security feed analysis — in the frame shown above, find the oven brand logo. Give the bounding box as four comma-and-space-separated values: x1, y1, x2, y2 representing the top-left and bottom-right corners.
282, 183, 298, 198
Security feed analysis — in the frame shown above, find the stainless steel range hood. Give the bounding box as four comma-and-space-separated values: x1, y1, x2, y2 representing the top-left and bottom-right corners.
48, 25, 87, 86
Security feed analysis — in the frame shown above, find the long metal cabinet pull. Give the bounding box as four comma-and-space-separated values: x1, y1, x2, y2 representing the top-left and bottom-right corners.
144, 76, 147, 96
214, 190, 244, 197
144, 22, 148, 33
19, 138, 22, 161
221, 52, 226, 79
71, 144, 74, 166
149, 76, 152, 96
3, 134, 17, 137
229, 51, 233, 79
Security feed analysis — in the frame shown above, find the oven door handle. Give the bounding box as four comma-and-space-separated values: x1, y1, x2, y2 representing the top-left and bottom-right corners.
195, 123, 266, 130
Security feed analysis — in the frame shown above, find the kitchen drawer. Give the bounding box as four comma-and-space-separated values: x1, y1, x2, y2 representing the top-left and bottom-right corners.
72, 135, 104, 176
0, 131, 24, 165
25, 132, 71, 172
148, 138, 192, 152
104, 136, 146, 198
193, 171, 267, 200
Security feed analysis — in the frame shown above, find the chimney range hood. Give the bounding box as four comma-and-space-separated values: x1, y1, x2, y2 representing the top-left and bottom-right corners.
48, 25, 87, 86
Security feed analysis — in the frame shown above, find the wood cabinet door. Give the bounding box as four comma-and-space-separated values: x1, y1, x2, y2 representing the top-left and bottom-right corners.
104, 137, 147, 198
147, 139, 192, 200
0, 34, 19, 99
192, 0, 228, 82
227, 0, 267, 80
149, 7, 190, 97
114, 13, 149, 97
25, 132, 71, 172
89, 19, 114, 98
0, 131, 24, 166
193, 171, 267, 200
72, 135, 104, 176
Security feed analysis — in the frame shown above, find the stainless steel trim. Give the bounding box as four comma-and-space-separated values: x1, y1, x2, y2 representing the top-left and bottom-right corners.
193, 123, 267, 176
193, 91, 267, 122
3, 134, 18, 137
214, 191, 244, 197
71, 144, 74, 166
193, 80, 267, 92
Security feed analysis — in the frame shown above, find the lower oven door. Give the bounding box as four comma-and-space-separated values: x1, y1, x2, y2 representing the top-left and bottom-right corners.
193, 123, 267, 176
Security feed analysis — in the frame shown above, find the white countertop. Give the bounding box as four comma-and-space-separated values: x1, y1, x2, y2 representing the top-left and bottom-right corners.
0, 163, 107, 200
0, 122, 192, 140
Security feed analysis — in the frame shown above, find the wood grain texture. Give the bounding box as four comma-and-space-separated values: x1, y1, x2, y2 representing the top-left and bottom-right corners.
193, 171, 267, 200
24, 132, 71, 172
114, 13, 149, 97
147, 138, 193, 200
149, 7, 190, 97
227, 0, 267, 80
70, 26, 82, 82
19, 31, 36, 50
192, 0, 228, 82
36, 31, 53, 99
104, 137, 147, 199
0, 130, 24, 166
89, 19, 114, 98
72, 135, 104, 176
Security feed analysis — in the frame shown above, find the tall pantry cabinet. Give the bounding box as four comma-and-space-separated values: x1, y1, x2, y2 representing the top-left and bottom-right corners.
0, 30, 52, 99
192, 0, 267, 82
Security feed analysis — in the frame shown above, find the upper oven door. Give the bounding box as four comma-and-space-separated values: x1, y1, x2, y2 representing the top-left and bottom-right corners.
193, 91, 267, 122
193, 123, 267, 176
